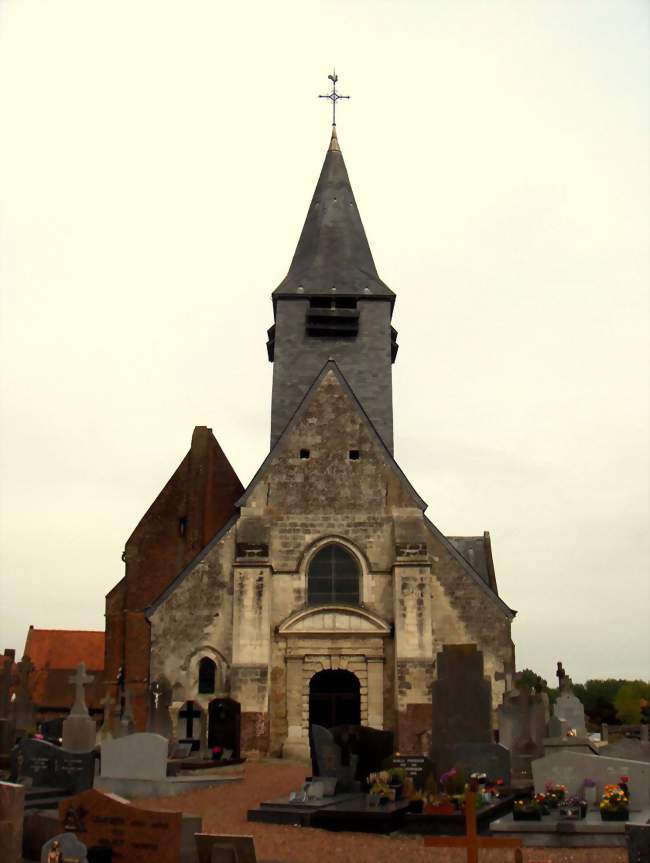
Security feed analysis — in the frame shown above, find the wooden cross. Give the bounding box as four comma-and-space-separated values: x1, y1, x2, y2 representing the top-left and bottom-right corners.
424, 789, 522, 863
68, 662, 94, 717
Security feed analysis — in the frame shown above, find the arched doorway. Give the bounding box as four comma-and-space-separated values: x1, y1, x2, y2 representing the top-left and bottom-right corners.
309, 669, 360, 729
208, 698, 241, 758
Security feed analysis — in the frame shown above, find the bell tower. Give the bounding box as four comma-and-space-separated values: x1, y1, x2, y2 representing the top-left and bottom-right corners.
267, 125, 398, 452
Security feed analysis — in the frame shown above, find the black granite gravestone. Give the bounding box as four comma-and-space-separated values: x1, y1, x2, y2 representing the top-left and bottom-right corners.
330, 724, 393, 781
310, 725, 359, 792
384, 754, 435, 791
11, 738, 95, 793
444, 742, 510, 783
431, 644, 493, 774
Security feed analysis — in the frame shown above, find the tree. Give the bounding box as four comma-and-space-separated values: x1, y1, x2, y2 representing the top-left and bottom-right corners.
516, 668, 548, 692
614, 682, 650, 724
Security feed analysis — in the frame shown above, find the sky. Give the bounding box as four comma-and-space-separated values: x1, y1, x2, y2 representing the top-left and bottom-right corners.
0, 0, 648, 686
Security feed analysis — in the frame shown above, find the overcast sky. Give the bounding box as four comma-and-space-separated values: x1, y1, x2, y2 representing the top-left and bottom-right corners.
0, 1, 647, 686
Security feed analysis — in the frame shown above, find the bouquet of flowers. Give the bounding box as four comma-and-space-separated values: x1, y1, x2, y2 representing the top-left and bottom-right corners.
544, 781, 567, 807
599, 783, 629, 820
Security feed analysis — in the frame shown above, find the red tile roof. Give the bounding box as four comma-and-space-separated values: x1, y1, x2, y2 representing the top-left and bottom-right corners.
24, 628, 104, 671
22, 628, 105, 711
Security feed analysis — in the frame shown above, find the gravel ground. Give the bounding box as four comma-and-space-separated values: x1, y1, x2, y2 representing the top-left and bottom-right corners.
136, 760, 627, 863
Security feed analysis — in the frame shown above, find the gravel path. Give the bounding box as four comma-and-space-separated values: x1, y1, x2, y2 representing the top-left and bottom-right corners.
136, 760, 627, 863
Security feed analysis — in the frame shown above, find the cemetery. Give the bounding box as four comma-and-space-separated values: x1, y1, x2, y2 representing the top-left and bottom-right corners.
0, 18, 647, 862
1, 640, 648, 862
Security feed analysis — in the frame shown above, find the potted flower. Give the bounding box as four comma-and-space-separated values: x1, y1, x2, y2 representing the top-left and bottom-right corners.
387, 766, 407, 799
559, 795, 587, 820
618, 774, 630, 797
424, 793, 456, 815
211, 745, 222, 761
599, 784, 629, 821
367, 771, 391, 806
544, 781, 567, 808
513, 797, 543, 821
582, 778, 597, 807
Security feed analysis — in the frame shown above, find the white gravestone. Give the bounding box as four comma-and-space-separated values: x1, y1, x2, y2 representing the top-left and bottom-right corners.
100, 732, 168, 780
532, 750, 650, 811
553, 690, 586, 735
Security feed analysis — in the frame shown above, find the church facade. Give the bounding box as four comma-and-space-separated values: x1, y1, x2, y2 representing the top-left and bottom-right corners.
105, 126, 516, 758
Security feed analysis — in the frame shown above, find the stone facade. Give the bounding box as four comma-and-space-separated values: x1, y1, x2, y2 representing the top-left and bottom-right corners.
148, 365, 515, 756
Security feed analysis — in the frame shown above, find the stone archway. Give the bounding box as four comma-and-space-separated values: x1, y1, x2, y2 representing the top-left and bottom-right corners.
309, 669, 360, 729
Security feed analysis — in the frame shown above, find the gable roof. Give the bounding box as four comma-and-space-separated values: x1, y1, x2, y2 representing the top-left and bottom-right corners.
24, 627, 104, 670
274, 127, 394, 301
146, 362, 514, 619
23, 627, 106, 711
235, 359, 425, 510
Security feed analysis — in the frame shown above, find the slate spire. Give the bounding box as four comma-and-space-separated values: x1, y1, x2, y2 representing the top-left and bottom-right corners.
273, 127, 394, 300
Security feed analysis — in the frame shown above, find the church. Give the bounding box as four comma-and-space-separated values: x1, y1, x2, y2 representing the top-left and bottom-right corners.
104, 114, 516, 759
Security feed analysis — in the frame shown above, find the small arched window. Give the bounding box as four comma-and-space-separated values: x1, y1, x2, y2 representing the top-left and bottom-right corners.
307, 544, 360, 605
198, 657, 217, 694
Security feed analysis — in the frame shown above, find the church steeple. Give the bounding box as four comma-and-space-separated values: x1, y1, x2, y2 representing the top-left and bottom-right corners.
273, 127, 394, 302
268, 100, 398, 453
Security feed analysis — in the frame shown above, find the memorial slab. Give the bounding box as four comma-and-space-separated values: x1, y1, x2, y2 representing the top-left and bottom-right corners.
11, 738, 95, 793
532, 750, 650, 810
0, 780, 25, 863
195, 833, 257, 863
444, 742, 511, 783
59, 788, 184, 863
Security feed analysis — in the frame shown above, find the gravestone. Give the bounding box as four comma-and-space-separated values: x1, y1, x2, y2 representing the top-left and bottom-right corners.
41, 832, 88, 863
11, 738, 95, 793
384, 754, 434, 791
100, 731, 168, 780
431, 644, 492, 774
171, 742, 194, 759
148, 677, 173, 738
445, 742, 510, 783
0, 780, 25, 863
0, 658, 16, 758
498, 683, 546, 785
532, 750, 650, 810
330, 724, 393, 780
626, 823, 650, 863
58, 788, 197, 863
62, 664, 96, 753
118, 687, 135, 737
195, 833, 257, 863
310, 724, 359, 791
551, 661, 586, 735
96, 690, 115, 745
12, 655, 35, 734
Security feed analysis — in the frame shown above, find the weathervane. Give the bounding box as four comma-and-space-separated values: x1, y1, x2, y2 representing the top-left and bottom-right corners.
319, 70, 350, 126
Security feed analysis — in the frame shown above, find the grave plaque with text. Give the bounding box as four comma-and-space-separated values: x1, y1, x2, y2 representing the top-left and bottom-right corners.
11, 739, 94, 793
59, 788, 182, 863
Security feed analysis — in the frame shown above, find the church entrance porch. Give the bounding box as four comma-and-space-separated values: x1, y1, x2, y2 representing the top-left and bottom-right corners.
208, 698, 241, 758
309, 669, 360, 729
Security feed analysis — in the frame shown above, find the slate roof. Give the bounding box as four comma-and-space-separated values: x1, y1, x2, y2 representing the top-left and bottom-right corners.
448, 534, 498, 593
273, 127, 394, 301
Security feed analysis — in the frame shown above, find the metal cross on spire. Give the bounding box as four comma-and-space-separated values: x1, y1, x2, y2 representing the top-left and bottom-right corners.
319, 70, 350, 126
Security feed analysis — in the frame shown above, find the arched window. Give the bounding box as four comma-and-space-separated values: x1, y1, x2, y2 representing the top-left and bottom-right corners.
307, 544, 360, 605
198, 657, 217, 694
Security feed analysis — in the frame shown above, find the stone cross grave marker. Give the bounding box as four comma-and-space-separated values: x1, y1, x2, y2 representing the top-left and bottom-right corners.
97, 689, 115, 743
68, 664, 93, 717
424, 788, 522, 863
119, 686, 135, 736
62, 663, 96, 752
